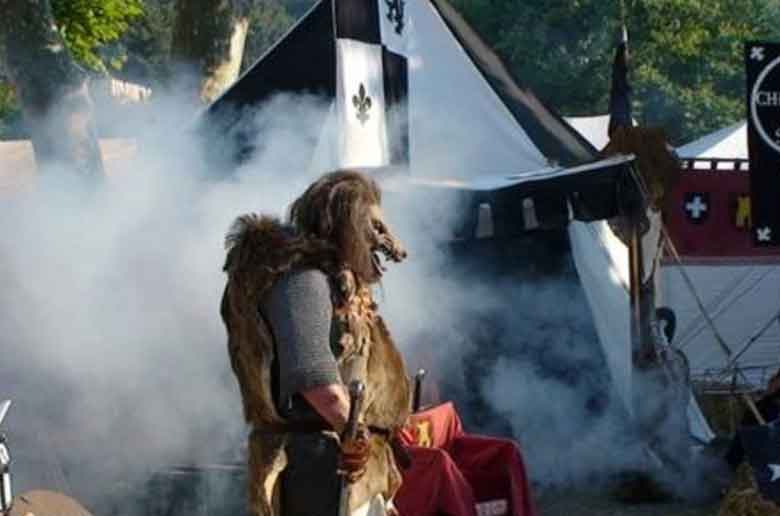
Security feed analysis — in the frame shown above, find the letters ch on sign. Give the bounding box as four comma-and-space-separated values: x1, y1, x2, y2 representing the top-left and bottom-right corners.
755, 91, 780, 107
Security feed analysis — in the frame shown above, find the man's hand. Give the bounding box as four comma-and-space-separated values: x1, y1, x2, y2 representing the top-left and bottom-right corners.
301, 383, 350, 433
339, 424, 370, 483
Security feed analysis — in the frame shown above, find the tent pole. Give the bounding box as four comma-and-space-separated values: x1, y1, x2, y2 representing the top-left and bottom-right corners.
629, 221, 643, 363
629, 211, 655, 369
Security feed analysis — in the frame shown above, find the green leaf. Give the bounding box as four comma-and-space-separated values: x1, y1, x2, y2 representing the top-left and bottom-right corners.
51, 0, 144, 72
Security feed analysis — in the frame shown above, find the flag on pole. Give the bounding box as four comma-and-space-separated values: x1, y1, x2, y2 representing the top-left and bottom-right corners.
608, 25, 632, 138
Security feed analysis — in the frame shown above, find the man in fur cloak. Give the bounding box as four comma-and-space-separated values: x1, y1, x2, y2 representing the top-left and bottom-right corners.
220, 170, 411, 516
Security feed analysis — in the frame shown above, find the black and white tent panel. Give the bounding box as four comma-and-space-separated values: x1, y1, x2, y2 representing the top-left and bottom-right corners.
400, 0, 551, 180
335, 38, 391, 168
371, 154, 634, 240
203, 0, 635, 227
401, 154, 633, 192
333, 0, 411, 168
205, 0, 600, 177
379, 0, 409, 55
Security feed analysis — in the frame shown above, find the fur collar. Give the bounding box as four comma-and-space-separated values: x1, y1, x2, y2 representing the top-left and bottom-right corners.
223, 214, 342, 306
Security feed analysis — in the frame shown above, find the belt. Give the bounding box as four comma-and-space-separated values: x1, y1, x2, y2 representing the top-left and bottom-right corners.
252, 422, 412, 470
251, 421, 332, 435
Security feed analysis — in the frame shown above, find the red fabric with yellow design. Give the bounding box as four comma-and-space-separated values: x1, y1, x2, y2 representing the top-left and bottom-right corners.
396, 402, 536, 516
664, 170, 780, 262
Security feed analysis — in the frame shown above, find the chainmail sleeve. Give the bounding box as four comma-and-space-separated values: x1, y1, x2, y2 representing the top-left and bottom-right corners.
262, 268, 341, 412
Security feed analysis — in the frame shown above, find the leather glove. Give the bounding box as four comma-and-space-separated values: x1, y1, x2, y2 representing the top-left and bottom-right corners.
339, 424, 370, 483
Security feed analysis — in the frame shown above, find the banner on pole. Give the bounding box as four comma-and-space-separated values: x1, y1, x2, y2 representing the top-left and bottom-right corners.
745, 41, 780, 247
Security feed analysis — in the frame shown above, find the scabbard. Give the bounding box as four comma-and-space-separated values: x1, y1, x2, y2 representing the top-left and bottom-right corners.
338, 381, 366, 516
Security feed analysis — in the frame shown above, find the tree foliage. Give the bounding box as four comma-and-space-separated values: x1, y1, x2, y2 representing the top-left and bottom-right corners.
242, 0, 295, 70
628, 0, 780, 142
451, 0, 780, 143
115, 0, 176, 83
116, 0, 295, 83
0, 82, 21, 136
51, 0, 144, 71
0, 0, 105, 178
5, 0, 780, 143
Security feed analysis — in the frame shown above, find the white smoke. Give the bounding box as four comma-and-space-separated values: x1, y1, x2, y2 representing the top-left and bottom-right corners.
0, 88, 333, 510
0, 80, 709, 516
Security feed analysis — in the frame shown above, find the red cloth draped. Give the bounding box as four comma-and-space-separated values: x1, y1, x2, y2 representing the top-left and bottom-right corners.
395, 402, 536, 516
394, 446, 477, 516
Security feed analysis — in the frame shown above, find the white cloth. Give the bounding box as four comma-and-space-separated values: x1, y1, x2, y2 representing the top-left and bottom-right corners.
352, 494, 390, 516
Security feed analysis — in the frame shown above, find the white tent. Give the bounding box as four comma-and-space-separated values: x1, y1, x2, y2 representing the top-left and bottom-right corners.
572, 118, 780, 387
206, 0, 722, 446
567, 117, 716, 443
665, 122, 780, 386
564, 115, 612, 152
207, 1, 643, 406
676, 122, 748, 162
205, 0, 628, 214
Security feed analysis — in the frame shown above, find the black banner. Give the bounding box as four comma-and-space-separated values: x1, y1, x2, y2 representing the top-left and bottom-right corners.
740, 423, 780, 502
746, 41, 780, 247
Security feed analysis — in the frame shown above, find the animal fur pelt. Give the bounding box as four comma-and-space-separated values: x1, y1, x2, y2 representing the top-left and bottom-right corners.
718, 463, 780, 516
602, 126, 680, 211
221, 214, 410, 515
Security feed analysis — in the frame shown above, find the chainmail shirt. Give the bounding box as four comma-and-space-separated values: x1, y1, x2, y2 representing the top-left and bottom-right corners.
261, 268, 342, 415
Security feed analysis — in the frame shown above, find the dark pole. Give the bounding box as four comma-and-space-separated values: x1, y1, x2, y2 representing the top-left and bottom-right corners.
629, 222, 643, 364
627, 166, 656, 371
412, 369, 427, 413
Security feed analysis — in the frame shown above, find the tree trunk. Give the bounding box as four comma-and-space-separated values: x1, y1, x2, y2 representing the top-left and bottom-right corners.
0, 0, 105, 180
171, 0, 249, 104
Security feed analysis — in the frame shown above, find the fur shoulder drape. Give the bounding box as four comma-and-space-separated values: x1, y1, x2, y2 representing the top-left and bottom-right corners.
223, 214, 342, 304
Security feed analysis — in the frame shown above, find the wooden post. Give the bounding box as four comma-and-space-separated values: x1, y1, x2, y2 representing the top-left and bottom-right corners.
629, 220, 643, 362
628, 207, 655, 369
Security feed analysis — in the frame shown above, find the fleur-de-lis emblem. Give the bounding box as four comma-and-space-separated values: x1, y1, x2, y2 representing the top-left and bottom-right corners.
385, 0, 405, 35
352, 83, 372, 125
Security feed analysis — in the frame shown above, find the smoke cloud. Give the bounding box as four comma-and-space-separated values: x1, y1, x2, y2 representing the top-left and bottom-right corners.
0, 75, 710, 515
0, 88, 332, 510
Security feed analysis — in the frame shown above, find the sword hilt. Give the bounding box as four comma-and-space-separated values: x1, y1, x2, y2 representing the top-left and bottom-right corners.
343, 381, 366, 441
412, 369, 426, 412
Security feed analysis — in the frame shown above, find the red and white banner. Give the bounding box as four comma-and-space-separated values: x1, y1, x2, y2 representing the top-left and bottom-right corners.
663, 168, 780, 263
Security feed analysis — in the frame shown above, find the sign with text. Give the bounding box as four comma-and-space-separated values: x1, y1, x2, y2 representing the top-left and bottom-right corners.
746, 42, 780, 247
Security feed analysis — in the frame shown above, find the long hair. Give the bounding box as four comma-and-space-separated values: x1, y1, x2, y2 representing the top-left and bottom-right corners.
289, 170, 382, 285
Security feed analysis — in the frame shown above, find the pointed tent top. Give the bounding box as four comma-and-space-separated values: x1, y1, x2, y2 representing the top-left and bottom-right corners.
676, 122, 748, 160
200, 0, 634, 233
203, 0, 599, 176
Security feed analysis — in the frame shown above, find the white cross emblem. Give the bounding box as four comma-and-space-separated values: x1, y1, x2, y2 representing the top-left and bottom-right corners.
685, 195, 708, 220
752, 46, 766, 61
769, 464, 780, 482
757, 226, 773, 242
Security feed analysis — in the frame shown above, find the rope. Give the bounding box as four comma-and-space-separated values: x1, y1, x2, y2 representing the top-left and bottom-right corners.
629, 160, 780, 424
677, 268, 771, 349
626, 163, 735, 359
726, 307, 780, 370
623, 165, 768, 424
674, 267, 756, 346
